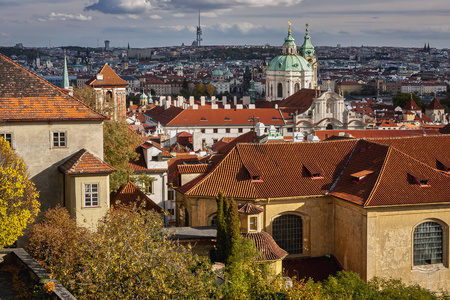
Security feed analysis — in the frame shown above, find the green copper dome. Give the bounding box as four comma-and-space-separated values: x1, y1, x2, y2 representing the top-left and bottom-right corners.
212, 69, 223, 76
267, 55, 312, 72
283, 31, 296, 47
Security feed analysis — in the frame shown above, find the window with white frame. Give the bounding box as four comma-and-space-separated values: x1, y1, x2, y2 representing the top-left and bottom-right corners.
84, 183, 99, 207
52, 131, 67, 147
147, 181, 154, 194
413, 221, 443, 266
1, 133, 12, 147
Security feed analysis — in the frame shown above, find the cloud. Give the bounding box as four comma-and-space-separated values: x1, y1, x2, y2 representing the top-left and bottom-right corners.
154, 0, 302, 11
173, 13, 185, 17
39, 12, 92, 21
150, 14, 162, 19
86, 0, 152, 14
215, 22, 263, 34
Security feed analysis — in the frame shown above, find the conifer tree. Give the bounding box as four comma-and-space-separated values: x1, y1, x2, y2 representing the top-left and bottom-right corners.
225, 197, 241, 263
215, 191, 227, 262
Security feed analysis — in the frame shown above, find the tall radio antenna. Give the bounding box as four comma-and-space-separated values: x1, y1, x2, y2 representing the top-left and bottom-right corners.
196, 10, 202, 47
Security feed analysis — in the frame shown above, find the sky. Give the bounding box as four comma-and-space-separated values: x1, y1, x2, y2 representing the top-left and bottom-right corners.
0, 0, 449, 49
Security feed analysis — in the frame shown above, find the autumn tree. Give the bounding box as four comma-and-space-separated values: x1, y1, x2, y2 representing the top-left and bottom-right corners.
103, 120, 142, 192
73, 85, 113, 116
0, 136, 40, 248
206, 83, 216, 97
27, 206, 218, 299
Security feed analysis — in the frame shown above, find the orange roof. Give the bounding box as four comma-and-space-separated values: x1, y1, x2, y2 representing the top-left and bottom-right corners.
402, 98, 421, 111
0, 54, 106, 122
86, 64, 129, 87
315, 129, 439, 140
242, 231, 287, 260
178, 163, 209, 174
58, 149, 115, 175
113, 181, 163, 212
179, 135, 450, 207
279, 88, 316, 113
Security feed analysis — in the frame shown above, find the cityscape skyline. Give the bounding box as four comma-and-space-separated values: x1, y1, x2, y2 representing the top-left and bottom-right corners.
0, 0, 449, 49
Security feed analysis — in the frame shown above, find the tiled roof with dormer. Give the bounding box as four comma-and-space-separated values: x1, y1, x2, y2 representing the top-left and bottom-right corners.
86, 64, 129, 87
59, 149, 115, 175
113, 180, 163, 212
0, 54, 106, 122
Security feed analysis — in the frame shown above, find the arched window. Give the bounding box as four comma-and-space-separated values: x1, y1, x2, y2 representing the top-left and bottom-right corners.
326, 124, 333, 130
105, 90, 113, 103
277, 83, 283, 98
211, 215, 217, 227
294, 83, 300, 92
272, 214, 303, 254
413, 221, 443, 265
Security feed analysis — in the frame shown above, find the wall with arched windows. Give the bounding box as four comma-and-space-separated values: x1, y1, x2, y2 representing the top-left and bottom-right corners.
365, 207, 450, 293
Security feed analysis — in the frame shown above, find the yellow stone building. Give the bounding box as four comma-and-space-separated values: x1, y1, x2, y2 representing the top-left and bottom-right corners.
176, 135, 450, 293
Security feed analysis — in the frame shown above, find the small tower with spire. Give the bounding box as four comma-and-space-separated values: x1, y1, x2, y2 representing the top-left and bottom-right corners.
300, 23, 318, 88
62, 50, 73, 96
249, 74, 256, 103
282, 21, 297, 55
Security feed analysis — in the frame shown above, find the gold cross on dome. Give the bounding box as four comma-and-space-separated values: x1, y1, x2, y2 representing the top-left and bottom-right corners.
288, 21, 291, 33
306, 23, 309, 31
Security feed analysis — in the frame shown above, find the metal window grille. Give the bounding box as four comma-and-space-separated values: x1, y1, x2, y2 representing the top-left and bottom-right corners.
53, 132, 66, 147
84, 184, 99, 207
413, 221, 443, 266
272, 214, 303, 254
1, 133, 12, 146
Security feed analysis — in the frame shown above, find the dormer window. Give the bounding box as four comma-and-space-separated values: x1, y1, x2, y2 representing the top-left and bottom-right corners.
252, 175, 261, 181
151, 155, 159, 161
408, 171, 430, 187
303, 162, 323, 179
436, 157, 450, 173
249, 216, 258, 231
351, 170, 373, 183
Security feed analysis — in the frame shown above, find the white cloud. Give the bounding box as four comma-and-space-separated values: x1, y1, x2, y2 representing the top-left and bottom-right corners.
86, 0, 152, 14
216, 22, 262, 34
40, 12, 92, 21
173, 13, 185, 17
150, 14, 162, 19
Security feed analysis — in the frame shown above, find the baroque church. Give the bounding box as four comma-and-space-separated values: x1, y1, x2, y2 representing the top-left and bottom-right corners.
265, 23, 318, 101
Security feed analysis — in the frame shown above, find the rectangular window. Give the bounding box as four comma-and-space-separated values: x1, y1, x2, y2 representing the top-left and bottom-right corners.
201, 128, 205, 133
213, 128, 218, 133
249, 217, 258, 231
84, 183, 99, 207
1, 133, 12, 147
238, 128, 243, 133
226, 128, 230, 133
147, 181, 154, 194
53, 131, 67, 147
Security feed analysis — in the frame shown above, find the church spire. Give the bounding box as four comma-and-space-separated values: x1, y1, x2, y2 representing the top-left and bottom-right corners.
63, 50, 69, 90
300, 23, 315, 58
282, 21, 297, 55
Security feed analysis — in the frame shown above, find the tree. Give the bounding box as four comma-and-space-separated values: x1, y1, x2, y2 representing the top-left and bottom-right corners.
0, 136, 40, 248
206, 83, 216, 97
103, 120, 142, 193
225, 197, 241, 263
73, 85, 113, 116
27, 206, 218, 299
215, 191, 228, 262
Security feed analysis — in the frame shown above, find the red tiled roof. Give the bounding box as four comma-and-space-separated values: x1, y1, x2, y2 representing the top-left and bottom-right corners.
315, 129, 439, 140
0, 54, 106, 122
86, 64, 129, 87
238, 203, 264, 214
279, 89, 316, 113
179, 140, 357, 199
242, 231, 288, 261
402, 98, 421, 111
59, 149, 115, 174
427, 98, 444, 110
113, 181, 163, 212
178, 163, 209, 174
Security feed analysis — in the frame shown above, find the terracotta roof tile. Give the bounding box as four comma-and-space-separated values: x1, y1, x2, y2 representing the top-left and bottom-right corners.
86, 64, 129, 87
0, 54, 106, 122
59, 149, 115, 174
178, 163, 209, 174
242, 231, 288, 260
402, 98, 421, 111
238, 203, 264, 214
279, 88, 316, 113
113, 181, 163, 212
427, 98, 444, 110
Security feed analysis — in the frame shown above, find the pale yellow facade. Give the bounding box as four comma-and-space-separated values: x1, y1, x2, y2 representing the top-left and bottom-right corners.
177, 192, 450, 293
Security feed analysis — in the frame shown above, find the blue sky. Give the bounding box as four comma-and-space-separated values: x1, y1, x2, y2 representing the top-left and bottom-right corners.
0, 0, 449, 49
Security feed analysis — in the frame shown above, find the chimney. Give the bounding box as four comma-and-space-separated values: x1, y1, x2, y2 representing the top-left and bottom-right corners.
165, 98, 172, 110
256, 122, 265, 137
243, 96, 250, 106
224, 104, 231, 109
200, 96, 205, 106
248, 104, 255, 109
192, 104, 199, 110
233, 96, 237, 106
211, 104, 218, 109
222, 96, 227, 106
236, 104, 243, 109
160, 96, 166, 107
189, 96, 194, 106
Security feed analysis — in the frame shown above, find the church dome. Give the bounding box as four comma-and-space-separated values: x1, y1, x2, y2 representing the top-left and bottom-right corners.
212, 69, 224, 76
266, 54, 312, 72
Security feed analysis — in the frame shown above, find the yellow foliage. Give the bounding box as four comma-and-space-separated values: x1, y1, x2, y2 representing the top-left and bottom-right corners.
0, 136, 39, 248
